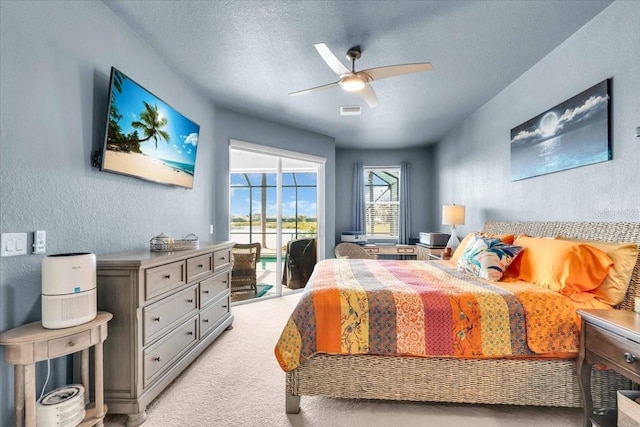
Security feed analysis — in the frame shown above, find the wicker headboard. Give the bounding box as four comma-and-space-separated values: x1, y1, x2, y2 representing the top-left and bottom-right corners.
482, 221, 640, 311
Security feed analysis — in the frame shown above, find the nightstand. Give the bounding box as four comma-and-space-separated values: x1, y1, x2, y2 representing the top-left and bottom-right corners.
576, 309, 640, 427
416, 244, 447, 260
0, 312, 112, 427
427, 253, 451, 260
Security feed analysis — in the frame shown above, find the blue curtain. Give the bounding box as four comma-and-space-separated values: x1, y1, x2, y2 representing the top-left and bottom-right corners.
352, 163, 365, 232
399, 162, 410, 244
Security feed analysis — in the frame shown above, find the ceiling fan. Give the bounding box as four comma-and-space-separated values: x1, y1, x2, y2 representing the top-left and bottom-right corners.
289, 42, 433, 108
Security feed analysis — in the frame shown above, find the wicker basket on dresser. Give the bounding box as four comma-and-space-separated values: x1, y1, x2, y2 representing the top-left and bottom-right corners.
97, 241, 234, 426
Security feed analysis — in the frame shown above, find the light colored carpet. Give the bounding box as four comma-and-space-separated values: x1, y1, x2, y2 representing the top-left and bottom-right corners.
104, 293, 583, 427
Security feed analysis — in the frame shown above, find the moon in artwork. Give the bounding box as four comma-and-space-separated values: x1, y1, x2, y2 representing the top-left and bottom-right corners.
539, 112, 559, 136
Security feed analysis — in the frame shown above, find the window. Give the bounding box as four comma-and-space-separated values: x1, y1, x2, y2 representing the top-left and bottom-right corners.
364, 167, 400, 238
230, 171, 318, 246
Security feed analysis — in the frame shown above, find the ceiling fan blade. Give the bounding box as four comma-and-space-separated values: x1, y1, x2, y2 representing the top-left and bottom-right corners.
361, 62, 433, 81
357, 84, 378, 108
288, 81, 340, 96
314, 42, 350, 75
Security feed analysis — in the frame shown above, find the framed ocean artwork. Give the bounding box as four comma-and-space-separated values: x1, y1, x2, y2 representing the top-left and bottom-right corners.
510, 79, 611, 181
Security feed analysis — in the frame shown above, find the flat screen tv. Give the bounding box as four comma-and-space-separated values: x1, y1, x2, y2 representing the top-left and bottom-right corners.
98, 67, 200, 189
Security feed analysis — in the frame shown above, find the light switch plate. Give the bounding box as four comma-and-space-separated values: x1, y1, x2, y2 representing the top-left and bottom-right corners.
1, 233, 28, 257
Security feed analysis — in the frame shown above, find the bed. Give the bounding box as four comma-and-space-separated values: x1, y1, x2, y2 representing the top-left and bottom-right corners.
276, 221, 640, 413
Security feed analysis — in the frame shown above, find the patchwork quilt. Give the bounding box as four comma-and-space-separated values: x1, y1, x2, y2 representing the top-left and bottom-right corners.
275, 258, 580, 372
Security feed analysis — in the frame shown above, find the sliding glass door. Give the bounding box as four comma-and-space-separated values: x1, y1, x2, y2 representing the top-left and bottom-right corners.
229, 141, 325, 300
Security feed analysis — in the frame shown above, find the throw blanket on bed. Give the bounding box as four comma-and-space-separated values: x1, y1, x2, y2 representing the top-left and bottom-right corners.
275, 258, 580, 372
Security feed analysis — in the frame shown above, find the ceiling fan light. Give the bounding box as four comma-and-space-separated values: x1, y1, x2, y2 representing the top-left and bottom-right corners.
340, 76, 365, 92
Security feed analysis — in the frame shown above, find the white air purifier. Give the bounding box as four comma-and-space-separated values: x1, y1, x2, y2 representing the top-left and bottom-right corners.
41, 253, 97, 329
36, 384, 85, 427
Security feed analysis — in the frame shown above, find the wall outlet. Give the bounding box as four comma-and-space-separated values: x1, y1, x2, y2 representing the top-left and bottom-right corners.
33, 230, 46, 254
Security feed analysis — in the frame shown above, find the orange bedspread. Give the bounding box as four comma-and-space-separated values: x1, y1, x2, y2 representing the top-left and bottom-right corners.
275, 258, 593, 372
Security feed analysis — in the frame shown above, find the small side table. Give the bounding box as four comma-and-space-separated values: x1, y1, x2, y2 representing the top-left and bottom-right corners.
416, 244, 447, 260
0, 311, 112, 427
427, 253, 451, 261
576, 309, 640, 427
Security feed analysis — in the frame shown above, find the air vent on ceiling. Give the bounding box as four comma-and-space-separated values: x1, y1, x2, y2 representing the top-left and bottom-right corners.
340, 106, 362, 116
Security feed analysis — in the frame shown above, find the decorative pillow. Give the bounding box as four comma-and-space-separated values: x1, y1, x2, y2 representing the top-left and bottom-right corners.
451, 232, 516, 263
509, 235, 614, 296
555, 237, 639, 306
451, 233, 474, 262
457, 234, 523, 281
233, 252, 256, 270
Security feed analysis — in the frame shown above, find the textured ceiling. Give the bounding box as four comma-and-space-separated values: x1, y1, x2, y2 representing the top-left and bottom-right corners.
102, 0, 612, 149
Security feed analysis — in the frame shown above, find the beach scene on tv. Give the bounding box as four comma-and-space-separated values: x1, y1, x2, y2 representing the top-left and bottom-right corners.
103, 69, 200, 189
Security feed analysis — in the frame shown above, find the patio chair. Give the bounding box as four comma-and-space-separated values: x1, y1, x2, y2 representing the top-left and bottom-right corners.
334, 242, 377, 259
283, 238, 317, 289
231, 243, 261, 295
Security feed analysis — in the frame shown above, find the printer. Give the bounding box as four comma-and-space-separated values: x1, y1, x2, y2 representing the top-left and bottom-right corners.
341, 231, 367, 243
418, 232, 449, 247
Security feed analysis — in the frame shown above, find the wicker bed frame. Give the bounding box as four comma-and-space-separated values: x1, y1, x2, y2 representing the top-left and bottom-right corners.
285, 221, 640, 413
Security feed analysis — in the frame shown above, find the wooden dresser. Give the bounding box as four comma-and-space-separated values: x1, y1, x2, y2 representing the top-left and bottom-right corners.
96, 241, 234, 426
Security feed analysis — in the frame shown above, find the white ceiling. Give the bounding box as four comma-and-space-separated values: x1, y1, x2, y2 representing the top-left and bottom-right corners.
102, 0, 613, 149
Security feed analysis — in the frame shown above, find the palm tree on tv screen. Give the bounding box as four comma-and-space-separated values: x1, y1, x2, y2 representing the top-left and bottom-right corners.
107, 72, 170, 152
130, 101, 170, 149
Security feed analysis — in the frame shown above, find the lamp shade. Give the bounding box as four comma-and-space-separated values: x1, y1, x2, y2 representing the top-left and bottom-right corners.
442, 205, 465, 226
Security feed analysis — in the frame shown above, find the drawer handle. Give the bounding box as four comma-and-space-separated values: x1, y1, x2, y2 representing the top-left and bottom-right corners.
187, 331, 194, 335
223, 280, 228, 284
222, 305, 228, 309
187, 298, 194, 303
203, 290, 210, 294
203, 319, 209, 323
68, 341, 76, 347
153, 356, 162, 362
219, 257, 226, 260
164, 274, 172, 279
153, 316, 162, 322
624, 352, 638, 364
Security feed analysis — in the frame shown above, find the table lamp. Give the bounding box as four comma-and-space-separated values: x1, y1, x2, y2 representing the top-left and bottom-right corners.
442, 204, 465, 254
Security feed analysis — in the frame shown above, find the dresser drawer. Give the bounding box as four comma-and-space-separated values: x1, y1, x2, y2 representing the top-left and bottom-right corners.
586, 324, 640, 377
200, 271, 229, 306
48, 330, 92, 358
397, 247, 415, 254
213, 248, 231, 270
145, 261, 186, 301
143, 316, 198, 387
143, 284, 198, 345
200, 295, 229, 337
187, 253, 213, 283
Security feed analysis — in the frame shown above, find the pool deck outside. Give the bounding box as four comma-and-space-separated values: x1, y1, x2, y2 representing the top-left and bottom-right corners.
230, 258, 299, 303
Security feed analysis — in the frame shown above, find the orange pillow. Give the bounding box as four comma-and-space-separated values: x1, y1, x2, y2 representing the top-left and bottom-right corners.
509, 236, 614, 296
555, 237, 639, 306
451, 232, 515, 262
484, 233, 515, 245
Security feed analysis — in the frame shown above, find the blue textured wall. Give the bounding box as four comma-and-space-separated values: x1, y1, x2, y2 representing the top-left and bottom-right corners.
0, 2, 335, 423
434, 1, 640, 234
